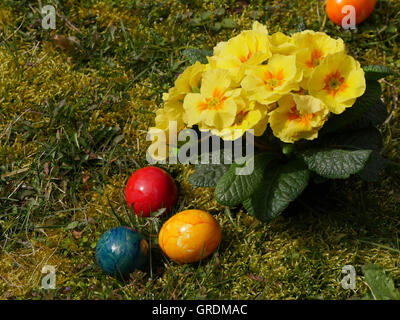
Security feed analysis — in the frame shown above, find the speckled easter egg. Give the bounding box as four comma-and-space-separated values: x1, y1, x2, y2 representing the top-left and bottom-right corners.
96, 226, 148, 278
158, 209, 222, 263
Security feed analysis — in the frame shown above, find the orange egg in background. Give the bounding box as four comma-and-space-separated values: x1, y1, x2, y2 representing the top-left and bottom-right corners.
326, 0, 377, 26
158, 209, 222, 263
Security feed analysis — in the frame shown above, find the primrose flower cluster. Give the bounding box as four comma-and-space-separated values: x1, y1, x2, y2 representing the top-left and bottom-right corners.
149, 22, 366, 155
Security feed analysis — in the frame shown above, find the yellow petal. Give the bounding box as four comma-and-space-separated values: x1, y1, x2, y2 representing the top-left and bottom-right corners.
183, 93, 206, 126
200, 69, 231, 98
252, 21, 268, 35
269, 32, 296, 55
203, 98, 237, 130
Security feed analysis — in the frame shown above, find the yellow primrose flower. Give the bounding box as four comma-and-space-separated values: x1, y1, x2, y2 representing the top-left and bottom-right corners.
163, 61, 206, 102
155, 105, 185, 132
162, 95, 188, 127
268, 32, 296, 55
174, 61, 206, 94
241, 54, 303, 105
308, 52, 366, 114
208, 22, 272, 84
209, 101, 269, 140
161, 62, 206, 125
269, 94, 330, 143
183, 69, 242, 131
293, 30, 345, 82
147, 105, 186, 161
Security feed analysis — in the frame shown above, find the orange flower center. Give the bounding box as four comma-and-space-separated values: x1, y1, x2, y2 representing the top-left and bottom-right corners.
261, 69, 285, 91
287, 105, 314, 126
323, 70, 348, 97
306, 49, 323, 68
239, 51, 253, 63
197, 88, 227, 111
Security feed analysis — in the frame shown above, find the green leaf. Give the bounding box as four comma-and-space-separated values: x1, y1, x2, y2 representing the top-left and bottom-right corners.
300, 149, 372, 179
362, 264, 400, 300
201, 11, 213, 21
189, 17, 202, 27
243, 159, 310, 222
182, 48, 212, 64
189, 163, 230, 188
211, 22, 222, 32
66, 221, 79, 230
188, 149, 233, 188
221, 18, 237, 29
214, 153, 275, 206
249, 10, 264, 19
321, 80, 382, 134
313, 127, 386, 182
214, 8, 225, 16
189, 163, 229, 187
325, 99, 388, 133
343, 99, 388, 131
363, 65, 394, 81
316, 127, 383, 150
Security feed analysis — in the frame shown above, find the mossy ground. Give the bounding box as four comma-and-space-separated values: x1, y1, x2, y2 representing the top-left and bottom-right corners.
0, 0, 400, 300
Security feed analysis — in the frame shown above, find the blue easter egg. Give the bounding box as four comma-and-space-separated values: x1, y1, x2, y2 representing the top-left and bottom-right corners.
96, 226, 148, 278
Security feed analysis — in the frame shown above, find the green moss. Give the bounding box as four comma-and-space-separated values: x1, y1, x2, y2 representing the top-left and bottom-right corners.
1, 0, 399, 300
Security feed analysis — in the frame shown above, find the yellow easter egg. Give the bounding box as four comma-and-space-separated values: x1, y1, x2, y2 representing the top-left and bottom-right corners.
158, 209, 222, 263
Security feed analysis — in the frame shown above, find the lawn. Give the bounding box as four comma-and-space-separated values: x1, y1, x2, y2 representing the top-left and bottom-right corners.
0, 0, 399, 300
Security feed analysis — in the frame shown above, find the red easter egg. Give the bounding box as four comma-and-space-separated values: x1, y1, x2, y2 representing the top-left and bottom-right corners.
125, 166, 178, 217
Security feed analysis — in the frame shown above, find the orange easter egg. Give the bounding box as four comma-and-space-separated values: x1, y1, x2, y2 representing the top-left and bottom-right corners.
326, 0, 377, 26
158, 209, 222, 263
